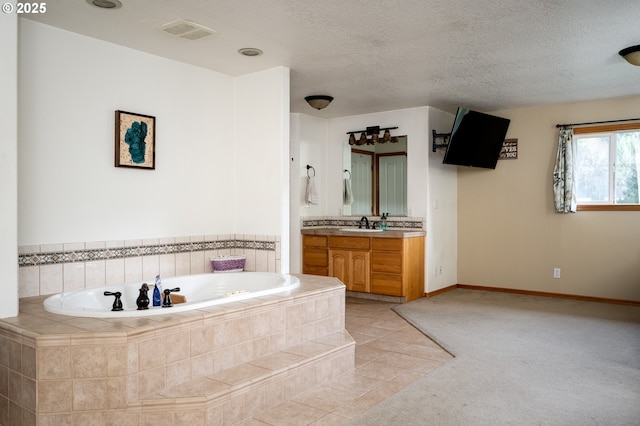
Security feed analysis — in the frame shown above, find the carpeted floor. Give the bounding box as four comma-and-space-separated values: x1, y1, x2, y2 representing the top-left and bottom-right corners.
349, 289, 640, 426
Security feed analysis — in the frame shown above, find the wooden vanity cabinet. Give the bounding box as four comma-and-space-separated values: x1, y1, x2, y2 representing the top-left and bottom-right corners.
302, 233, 425, 302
302, 235, 328, 275
328, 237, 370, 293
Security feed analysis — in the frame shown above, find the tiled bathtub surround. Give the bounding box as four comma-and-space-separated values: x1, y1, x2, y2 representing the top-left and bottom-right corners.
302, 215, 425, 230
18, 234, 281, 298
0, 275, 352, 425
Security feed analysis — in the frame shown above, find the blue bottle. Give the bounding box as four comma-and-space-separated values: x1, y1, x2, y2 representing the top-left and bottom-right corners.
152, 275, 162, 306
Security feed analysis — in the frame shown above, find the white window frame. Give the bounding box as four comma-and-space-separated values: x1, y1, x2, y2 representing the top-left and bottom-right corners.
573, 123, 640, 212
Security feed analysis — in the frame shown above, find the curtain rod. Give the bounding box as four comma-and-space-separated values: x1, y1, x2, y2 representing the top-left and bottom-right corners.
555, 117, 640, 128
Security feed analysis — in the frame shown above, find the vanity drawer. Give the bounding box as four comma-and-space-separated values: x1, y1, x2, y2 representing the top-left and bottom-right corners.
303, 247, 328, 267
371, 252, 403, 274
371, 238, 403, 252
328, 236, 370, 250
303, 235, 327, 247
303, 265, 328, 276
371, 273, 403, 296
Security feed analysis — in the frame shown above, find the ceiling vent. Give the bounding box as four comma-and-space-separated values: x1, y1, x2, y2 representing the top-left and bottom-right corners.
160, 20, 217, 40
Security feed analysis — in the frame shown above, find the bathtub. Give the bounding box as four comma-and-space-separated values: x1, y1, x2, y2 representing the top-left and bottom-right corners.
43, 272, 300, 318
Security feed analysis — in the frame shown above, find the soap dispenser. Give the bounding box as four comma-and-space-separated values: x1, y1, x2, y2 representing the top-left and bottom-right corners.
380, 213, 388, 231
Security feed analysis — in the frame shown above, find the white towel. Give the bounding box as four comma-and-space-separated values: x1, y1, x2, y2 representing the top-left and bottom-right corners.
305, 176, 319, 205
343, 178, 353, 205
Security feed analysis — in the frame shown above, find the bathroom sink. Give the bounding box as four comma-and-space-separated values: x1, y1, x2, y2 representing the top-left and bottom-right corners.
339, 228, 384, 233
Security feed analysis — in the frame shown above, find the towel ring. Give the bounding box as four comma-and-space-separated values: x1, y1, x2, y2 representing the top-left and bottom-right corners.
306, 165, 315, 177
343, 169, 351, 179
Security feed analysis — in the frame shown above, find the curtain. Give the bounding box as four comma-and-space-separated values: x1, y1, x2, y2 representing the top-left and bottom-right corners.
553, 128, 577, 213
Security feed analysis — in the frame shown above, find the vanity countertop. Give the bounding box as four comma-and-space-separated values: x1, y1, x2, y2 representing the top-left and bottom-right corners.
301, 227, 425, 238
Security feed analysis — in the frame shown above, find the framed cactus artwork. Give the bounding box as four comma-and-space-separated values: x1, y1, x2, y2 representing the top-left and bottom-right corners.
115, 110, 156, 169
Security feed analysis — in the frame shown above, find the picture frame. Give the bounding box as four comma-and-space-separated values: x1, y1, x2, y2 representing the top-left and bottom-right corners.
115, 110, 156, 169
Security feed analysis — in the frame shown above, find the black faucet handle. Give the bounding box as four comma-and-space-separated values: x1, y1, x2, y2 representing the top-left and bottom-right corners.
162, 287, 181, 308
104, 291, 123, 311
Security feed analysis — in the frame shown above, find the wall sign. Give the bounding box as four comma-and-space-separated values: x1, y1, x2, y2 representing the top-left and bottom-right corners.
499, 138, 518, 160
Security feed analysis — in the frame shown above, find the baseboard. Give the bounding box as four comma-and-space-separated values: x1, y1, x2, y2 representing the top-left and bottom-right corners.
424, 284, 457, 298
454, 284, 640, 306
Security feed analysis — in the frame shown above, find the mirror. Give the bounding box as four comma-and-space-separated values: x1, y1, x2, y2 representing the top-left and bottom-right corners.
343, 136, 407, 216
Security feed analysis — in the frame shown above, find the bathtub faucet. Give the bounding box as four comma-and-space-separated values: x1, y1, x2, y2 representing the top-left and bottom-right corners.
162, 287, 181, 308
103, 291, 123, 311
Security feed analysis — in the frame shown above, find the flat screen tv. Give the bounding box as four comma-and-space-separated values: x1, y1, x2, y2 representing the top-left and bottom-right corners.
443, 108, 511, 169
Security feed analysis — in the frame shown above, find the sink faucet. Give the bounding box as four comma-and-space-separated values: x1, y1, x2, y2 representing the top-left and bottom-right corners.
359, 216, 370, 229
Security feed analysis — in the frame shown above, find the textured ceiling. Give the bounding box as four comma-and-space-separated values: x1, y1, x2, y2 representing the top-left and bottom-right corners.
24, 0, 640, 118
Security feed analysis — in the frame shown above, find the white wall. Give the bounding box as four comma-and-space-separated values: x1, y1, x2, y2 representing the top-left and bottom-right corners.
289, 113, 328, 273
234, 66, 291, 270
427, 108, 457, 292
234, 67, 290, 237
0, 12, 19, 317
19, 20, 237, 245
327, 107, 432, 219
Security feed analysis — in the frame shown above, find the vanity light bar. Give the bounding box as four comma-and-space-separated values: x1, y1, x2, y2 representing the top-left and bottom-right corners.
347, 126, 399, 145
345, 126, 398, 135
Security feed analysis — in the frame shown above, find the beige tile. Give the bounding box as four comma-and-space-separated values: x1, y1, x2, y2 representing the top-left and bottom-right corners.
138, 337, 165, 371
190, 352, 214, 378
0, 366, 7, 397
124, 256, 143, 284
72, 346, 108, 378
355, 360, 408, 381
329, 372, 384, 397
137, 366, 165, 397
38, 413, 74, 426
249, 351, 304, 371
142, 255, 160, 280
159, 254, 176, 278
209, 363, 270, 386
73, 378, 108, 411
39, 264, 63, 296
165, 358, 191, 388
174, 409, 206, 425
105, 258, 125, 286
38, 346, 71, 379
292, 385, 356, 412
309, 412, 351, 426
222, 394, 246, 425
166, 331, 190, 363
85, 260, 106, 288
253, 400, 329, 426
374, 351, 426, 370
190, 325, 214, 356
159, 376, 228, 399
106, 377, 127, 409
18, 267, 40, 298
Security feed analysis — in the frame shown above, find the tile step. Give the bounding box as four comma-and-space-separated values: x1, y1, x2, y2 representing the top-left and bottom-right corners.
130, 330, 355, 417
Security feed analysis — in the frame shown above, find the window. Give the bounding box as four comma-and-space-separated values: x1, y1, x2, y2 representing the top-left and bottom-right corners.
574, 123, 640, 211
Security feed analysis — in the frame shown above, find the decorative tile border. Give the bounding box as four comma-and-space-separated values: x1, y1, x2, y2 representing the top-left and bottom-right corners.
302, 216, 424, 230
19, 238, 276, 268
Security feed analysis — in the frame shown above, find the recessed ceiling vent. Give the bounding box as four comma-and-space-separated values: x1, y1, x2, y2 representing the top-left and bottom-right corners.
160, 20, 217, 40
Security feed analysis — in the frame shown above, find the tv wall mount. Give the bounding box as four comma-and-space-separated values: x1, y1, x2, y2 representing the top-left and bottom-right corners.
432, 130, 451, 152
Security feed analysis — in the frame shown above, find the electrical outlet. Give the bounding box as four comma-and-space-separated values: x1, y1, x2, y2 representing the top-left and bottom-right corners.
553, 268, 561, 279
439, 265, 443, 275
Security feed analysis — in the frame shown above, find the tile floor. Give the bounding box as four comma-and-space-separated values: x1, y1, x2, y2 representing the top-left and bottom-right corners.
244, 297, 454, 425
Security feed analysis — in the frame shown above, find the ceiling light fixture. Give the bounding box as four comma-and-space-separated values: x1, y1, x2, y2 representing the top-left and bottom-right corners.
86, 0, 122, 9
305, 95, 333, 110
619, 45, 640, 66
238, 48, 263, 57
